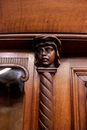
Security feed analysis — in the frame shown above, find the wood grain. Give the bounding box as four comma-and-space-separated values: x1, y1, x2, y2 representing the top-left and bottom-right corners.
1, 0, 87, 33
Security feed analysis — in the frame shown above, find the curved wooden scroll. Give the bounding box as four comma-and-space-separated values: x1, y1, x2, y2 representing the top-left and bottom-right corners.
0, 64, 29, 82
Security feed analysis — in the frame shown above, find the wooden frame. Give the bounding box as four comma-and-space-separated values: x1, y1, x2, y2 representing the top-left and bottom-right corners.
71, 68, 87, 130
0, 52, 34, 130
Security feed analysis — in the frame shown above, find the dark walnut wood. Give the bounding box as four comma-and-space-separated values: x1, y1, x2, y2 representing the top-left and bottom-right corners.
33, 35, 61, 130
0, 33, 87, 54
37, 68, 56, 130
33, 35, 61, 67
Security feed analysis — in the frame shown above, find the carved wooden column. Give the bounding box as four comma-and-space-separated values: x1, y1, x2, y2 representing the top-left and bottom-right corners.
37, 68, 57, 130
33, 35, 61, 130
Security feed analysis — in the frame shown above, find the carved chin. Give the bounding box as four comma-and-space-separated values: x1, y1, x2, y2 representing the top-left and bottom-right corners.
41, 61, 55, 68
41, 62, 49, 66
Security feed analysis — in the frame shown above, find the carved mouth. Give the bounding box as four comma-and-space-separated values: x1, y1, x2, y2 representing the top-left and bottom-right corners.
41, 58, 48, 62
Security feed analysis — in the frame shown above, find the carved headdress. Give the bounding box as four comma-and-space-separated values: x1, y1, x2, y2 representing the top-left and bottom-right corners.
33, 35, 61, 67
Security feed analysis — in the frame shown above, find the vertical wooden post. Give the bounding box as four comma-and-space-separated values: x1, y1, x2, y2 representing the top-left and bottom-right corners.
37, 68, 57, 130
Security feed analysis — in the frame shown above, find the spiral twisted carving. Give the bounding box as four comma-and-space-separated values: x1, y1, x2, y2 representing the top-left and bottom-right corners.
39, 72, 54, 130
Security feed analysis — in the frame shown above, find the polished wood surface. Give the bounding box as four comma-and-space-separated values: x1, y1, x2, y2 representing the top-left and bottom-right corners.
0, 33, 87, 53
53, 56, 87, 130
31, 56, 87, 130
71, 68, 87, 130
1, 0, 87, 33
0, 34, 87, 130
33, 35, 61, 130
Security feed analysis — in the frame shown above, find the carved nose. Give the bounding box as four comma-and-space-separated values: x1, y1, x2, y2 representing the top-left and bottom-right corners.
42, 50, 46, 56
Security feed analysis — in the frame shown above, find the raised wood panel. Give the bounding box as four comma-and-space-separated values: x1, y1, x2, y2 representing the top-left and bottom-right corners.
71, 68, 87, 130
1, 0, 87, 33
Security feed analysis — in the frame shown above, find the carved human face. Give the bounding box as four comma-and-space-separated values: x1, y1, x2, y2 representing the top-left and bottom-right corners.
37, 43, 56, 67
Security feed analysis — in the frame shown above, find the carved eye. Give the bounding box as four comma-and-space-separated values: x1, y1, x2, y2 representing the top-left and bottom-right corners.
45, 47, 54, 53
37, 48, 43, 54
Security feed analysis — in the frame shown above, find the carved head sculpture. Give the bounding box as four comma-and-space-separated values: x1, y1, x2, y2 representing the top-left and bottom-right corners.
33, 35, 61, 67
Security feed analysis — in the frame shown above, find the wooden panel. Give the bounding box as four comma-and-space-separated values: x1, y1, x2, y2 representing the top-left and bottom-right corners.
71, 68, 87, 130
31, 68, 39, 130
1, 0, 87, 33
23, 53, 35, 130
52, 57, 87, 130
54, 61, 71, 130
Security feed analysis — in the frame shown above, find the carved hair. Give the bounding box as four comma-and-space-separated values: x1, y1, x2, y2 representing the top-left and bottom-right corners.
33, 35, 61, 67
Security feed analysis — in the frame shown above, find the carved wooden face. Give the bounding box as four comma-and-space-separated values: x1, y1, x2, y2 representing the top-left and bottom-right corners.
36, 43, 56, 67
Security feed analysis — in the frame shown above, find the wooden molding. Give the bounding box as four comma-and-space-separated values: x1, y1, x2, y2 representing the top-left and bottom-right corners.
0, 64, 29, 82
0, 33, 87, 53
71, 68, 87, 130
0, 57, 29, 82
0, 33, 87, 39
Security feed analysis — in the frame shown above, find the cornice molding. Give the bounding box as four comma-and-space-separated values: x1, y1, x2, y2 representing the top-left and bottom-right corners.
0, 33, 87, 39
0, 33, 87, 53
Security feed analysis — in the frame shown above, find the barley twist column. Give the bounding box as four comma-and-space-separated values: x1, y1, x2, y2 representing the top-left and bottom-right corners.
37, 68, 57, 130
